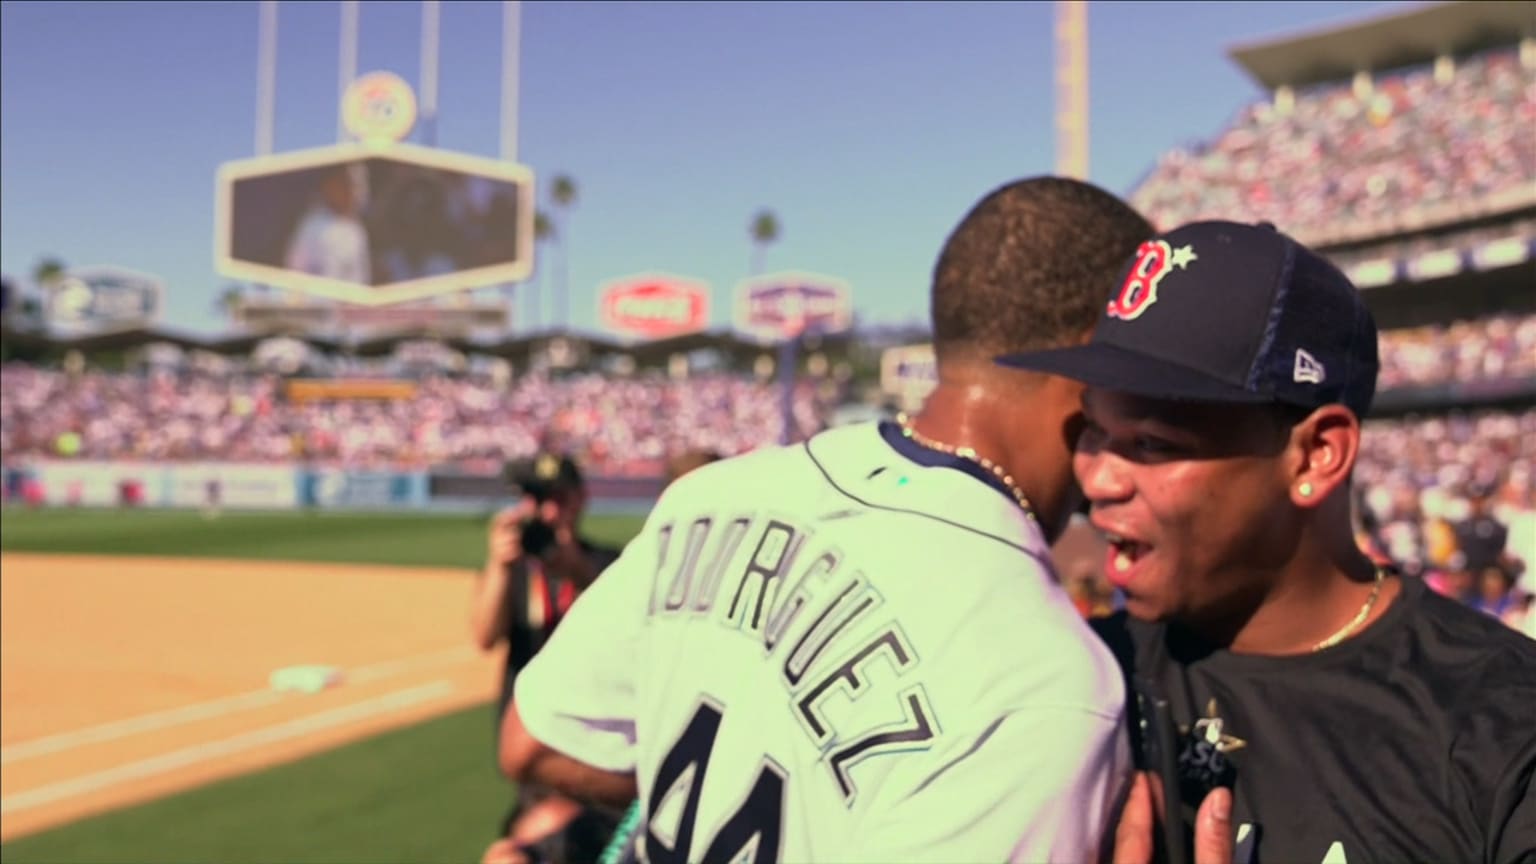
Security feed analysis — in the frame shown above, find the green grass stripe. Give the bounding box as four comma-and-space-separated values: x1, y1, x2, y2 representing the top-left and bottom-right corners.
0, 702, 516, 863
0, 509, 647, 569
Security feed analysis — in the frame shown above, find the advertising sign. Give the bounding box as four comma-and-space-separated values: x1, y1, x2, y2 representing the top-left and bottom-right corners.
880, 343, 937, 411
45, 267, 162, 334
734, 271, 852, 342
599, 273, 710, 340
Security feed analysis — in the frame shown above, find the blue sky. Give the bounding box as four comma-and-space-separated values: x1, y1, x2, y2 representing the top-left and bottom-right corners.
0, 0, 1418, 336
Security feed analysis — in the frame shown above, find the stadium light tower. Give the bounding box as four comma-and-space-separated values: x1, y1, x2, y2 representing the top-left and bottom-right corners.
502, 0, 521, 163
339, 0, 360, 142
256, 0, 277, 156
1055, 0, 1089, 180
420, 0, 441, 147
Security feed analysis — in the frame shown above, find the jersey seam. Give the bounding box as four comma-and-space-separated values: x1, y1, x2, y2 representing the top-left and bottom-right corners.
800, 438, 1050, 567
996, 701, 1124, 725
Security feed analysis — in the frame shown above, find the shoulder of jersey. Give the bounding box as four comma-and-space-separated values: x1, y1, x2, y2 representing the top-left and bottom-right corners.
654, 424, 1029, 540
651, 439, 803, 510
802, 421, 1049, 556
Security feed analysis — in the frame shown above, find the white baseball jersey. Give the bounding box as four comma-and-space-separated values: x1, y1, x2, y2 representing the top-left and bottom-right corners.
516, 421, 1130, 863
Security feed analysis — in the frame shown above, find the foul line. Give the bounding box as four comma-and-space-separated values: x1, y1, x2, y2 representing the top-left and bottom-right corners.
0, 680, 455, 815
0, 645, 480, 765
348, 645, 479, 684
0, 690, 282, 766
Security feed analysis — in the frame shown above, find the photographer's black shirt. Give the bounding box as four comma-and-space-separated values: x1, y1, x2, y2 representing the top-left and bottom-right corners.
498, 538, 622, 723
1094, 575, 1536, 864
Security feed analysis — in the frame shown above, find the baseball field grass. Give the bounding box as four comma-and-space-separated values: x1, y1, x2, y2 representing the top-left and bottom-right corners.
0, 507, 648, 569
0, 507, 648, 863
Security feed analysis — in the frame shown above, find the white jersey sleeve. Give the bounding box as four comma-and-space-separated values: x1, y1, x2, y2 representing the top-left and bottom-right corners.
512, 514, 658, 772
846, 704, 1129, 863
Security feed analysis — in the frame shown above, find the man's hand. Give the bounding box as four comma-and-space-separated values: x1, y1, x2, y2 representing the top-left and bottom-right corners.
500, 700, 638, 809
1112, 772, 1232, 864
489, 498, 539, 567
480, 838, 531, 864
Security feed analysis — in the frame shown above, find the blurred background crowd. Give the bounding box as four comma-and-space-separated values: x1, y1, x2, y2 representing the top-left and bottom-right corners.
0, 364, 841, 476
1377, 312, 1536, 388
6, 312, 1533, 471
1131, 47, 1534, 244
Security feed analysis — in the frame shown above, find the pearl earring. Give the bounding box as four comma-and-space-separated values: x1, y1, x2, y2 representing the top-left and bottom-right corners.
1298, 481, 1314, 498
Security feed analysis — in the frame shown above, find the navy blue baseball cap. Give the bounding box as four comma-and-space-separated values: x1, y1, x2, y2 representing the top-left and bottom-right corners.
997, 220, 1379, 416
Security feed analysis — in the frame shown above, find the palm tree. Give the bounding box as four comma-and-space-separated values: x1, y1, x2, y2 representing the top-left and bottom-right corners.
528, 209, 556, 333
18, 295, 42, 329
33, 257, 66, 289
747, 209, 797, 443
549, 175, 578, 331
216, 283, 244, 320
27, 258, 67, 330
749, 209, 780, 276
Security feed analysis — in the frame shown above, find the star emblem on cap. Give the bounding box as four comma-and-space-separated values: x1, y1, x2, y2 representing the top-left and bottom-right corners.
1169, 244, 1199, 270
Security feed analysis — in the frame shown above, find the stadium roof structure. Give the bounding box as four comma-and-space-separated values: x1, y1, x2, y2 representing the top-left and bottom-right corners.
1228, 0, 1535, 92
346, 328, 492, 358
203, 330, 348, 356
36, 325, 212, 355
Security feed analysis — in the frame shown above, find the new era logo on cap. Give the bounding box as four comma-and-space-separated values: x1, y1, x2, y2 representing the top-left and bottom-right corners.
995, 220, 1380, 416
1293, 349, 1326, 384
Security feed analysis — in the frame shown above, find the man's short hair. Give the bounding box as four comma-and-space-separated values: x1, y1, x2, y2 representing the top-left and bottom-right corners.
931, 176, 1153, 363
666, 449, 723, 487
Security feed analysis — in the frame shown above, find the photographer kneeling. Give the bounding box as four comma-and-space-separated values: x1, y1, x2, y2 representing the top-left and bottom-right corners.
471, 452, 622, 864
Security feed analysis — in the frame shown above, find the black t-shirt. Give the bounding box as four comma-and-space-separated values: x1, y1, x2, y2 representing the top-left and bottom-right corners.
1093, 575, 1536, 864
494, 539, 627, 842
498, 538, 623, 723
1457, 515, 1510, 573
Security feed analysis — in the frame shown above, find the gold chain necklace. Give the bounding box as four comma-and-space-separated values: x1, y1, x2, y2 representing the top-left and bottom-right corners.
1310, 566, 1386, 652
896, 412, 1036, 520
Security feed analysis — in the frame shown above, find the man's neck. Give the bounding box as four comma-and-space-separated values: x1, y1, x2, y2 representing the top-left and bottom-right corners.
1221, 547, 1397, 655
906, 370, 1068, 541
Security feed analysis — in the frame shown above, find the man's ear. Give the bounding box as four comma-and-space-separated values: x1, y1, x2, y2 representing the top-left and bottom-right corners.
1289, 405, 1360, 509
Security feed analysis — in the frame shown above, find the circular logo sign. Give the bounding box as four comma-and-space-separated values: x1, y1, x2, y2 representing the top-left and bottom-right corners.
342, 71, 417, 144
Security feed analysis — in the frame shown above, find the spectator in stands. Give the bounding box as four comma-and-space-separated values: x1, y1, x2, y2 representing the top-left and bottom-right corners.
1469, 564, 1520, 620
470, 453, 623, 864
1455, 483, 1512, 575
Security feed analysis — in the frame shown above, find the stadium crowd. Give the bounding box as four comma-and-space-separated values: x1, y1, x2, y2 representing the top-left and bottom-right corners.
1131, 47, 1536, 242
5, 313, 1532, 469
1377, 312, 1536, 389
1354, 409, 1536, 632
0, 364, 840, 475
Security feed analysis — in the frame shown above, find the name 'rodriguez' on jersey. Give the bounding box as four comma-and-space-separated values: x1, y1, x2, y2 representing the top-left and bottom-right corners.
513, 421, 1132, 864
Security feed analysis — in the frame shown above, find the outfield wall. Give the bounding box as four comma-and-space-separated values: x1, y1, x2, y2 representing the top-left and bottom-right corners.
2, 461, 662, 515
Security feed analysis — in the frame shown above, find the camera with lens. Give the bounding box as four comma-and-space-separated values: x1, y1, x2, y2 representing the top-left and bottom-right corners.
503, 453, 580, 560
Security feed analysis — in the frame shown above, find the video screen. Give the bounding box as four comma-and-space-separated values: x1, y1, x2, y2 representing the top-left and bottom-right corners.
221, 151, 530, 297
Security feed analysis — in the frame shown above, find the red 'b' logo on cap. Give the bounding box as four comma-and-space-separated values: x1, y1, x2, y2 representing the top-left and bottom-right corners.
1108, 239, 1197, 321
